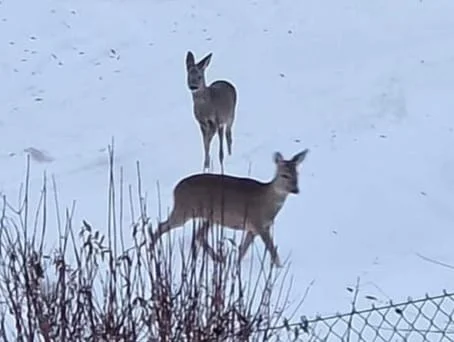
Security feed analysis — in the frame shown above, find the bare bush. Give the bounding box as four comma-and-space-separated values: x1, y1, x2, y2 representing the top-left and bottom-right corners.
0, 145, 306, 342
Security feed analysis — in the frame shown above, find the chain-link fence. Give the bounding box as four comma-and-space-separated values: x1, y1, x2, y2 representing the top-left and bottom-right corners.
283, 290, 454, 341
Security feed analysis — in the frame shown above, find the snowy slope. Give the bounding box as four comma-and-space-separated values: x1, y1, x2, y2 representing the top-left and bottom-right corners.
1, 0, 454, 316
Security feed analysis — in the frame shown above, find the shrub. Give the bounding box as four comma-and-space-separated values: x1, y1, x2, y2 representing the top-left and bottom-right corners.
0, 145, 305, 341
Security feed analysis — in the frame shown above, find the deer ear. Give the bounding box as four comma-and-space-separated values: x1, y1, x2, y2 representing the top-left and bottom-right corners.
292, 149, 309, 165
186, 51, 195, 69
197, 53, 212, 69
273, 152, 284, 164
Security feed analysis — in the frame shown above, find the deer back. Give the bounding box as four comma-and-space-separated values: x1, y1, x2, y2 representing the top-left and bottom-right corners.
172, 174, 284, 232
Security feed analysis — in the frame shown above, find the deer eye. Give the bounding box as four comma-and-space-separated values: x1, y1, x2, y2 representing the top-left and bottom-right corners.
281, 174, 290, 179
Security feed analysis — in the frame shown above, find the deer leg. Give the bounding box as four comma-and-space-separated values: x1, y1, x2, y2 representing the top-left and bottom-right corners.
151, 209, 187, 248
257, 229, 282, 267
200, 121, 216, 171
238, 231, 255, 262
226, 123, 233, 156
195, 220, 223, 262
217, 125, 225, 173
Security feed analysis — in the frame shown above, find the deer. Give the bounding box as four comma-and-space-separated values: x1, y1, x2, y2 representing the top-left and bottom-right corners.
185, 51, 237, 172
151, 149, 310, 267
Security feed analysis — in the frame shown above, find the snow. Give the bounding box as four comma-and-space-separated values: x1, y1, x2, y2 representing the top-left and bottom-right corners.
1, 0, 454, 317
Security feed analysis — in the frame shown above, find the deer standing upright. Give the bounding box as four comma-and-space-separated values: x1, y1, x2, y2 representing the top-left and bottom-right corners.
185, 51, 237, 172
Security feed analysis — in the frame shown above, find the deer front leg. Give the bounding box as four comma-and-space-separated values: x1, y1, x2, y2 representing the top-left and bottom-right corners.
226, 121, 233, 156
217, 125, 225, 173
258, 228, 282, 268
238, 231, 255, 262
200, 121, 216, 171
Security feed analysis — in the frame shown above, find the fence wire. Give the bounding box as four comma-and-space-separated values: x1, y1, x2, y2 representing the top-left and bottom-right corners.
281, 290, 454, 342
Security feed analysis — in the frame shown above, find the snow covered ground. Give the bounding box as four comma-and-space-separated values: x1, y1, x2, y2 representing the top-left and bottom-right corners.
1, 0, 454, 316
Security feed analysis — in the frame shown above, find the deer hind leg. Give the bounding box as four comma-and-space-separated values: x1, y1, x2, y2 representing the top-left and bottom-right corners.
151, 208, 188, 247
257, 228, 282, 267
238, 231, 255, 262
200, 121, 216, 171
226, 121, 233, 156
217, 125, 225, 173
195, 220, 224, 262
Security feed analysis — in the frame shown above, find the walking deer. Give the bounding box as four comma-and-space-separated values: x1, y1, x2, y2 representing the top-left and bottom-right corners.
151, 149, 310, 267
185, 51, 237, 172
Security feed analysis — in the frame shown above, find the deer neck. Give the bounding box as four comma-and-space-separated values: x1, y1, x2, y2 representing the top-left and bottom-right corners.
266, 180, 290, 216
191, 85, 209, 103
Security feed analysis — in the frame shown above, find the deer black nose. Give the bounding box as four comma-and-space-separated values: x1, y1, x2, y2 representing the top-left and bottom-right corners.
291, 187, 299, 194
